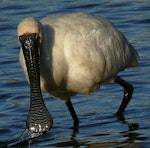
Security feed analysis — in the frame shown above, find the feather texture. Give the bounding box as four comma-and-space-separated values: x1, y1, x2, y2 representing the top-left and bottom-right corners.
18, 12, 138, 100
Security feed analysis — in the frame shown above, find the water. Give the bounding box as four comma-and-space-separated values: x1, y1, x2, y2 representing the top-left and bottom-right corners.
0, 0, 150, 147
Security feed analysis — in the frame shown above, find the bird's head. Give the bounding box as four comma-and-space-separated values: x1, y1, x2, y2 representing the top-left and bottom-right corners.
17, 17, 42, 56
18, 17, 42, 42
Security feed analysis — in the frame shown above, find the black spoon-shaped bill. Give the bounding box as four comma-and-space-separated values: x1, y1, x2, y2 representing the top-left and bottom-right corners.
19, 33, 53, 136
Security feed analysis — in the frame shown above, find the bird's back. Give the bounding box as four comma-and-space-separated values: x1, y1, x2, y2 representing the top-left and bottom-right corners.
38, 12, 138, 98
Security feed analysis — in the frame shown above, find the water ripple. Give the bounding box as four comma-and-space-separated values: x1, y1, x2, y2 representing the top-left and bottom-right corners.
0, 0, 150, 147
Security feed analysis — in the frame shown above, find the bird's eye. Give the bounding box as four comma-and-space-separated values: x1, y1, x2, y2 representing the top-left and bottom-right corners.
35, 33, 40, 40
19, 35, 23, 43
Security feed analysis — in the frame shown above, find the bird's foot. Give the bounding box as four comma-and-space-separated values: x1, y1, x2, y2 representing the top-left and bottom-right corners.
115, 112, 125, 121
115, 112, 139, 131
71, 120, 79, 132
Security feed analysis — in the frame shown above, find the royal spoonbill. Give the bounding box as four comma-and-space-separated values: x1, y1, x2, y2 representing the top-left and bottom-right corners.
17, 12, 138, 136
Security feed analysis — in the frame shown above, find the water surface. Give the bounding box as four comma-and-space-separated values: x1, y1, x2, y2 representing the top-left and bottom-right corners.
0, 0, 150, 147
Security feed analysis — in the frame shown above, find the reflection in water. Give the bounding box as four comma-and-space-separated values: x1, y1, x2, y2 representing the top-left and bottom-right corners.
5, 114, 141, 148
47, 121, 146, 148
0, 0, 150, 147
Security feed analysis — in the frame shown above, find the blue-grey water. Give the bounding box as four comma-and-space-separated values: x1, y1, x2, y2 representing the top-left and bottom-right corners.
0, 0, 150, 147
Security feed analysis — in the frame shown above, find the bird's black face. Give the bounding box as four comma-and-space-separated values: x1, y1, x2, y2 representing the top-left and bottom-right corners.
19, 33, 53, 137
19, 33, 40, 50
19, 33, 40, 45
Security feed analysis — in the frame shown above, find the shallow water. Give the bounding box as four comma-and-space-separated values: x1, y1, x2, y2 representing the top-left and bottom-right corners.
0, 0, 150, 147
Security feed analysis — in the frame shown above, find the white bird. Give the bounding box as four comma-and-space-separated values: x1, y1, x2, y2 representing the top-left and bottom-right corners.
17, 12, 138, 136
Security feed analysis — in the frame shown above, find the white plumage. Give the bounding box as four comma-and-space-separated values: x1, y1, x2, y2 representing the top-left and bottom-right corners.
18, 12, 138, 101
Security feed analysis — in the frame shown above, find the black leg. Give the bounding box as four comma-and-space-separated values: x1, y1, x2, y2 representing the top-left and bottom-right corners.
65, 98, 79, 127
115, 76, 134, 117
